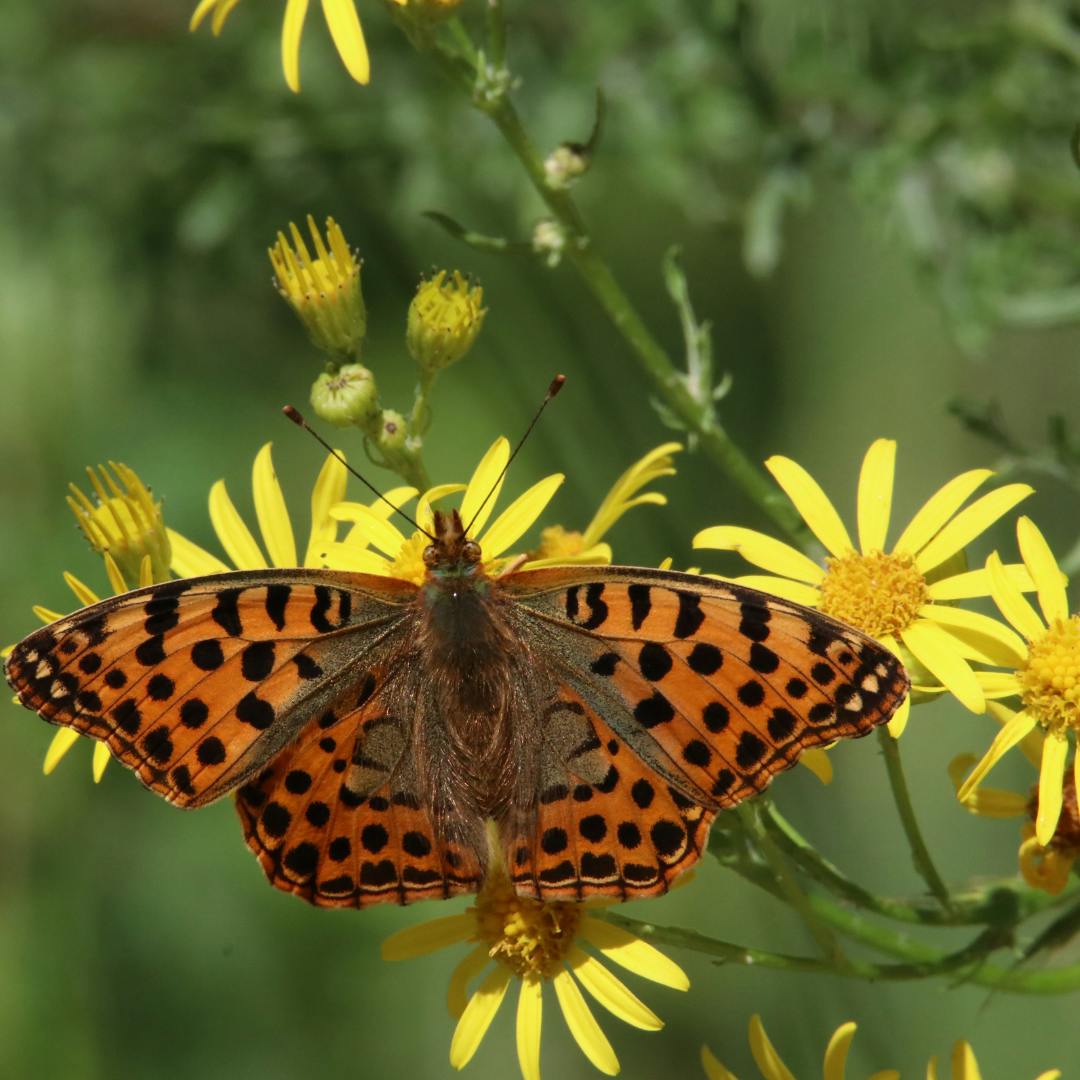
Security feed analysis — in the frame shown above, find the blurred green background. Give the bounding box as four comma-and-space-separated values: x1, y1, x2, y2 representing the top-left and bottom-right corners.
2, 1, 1079, 1077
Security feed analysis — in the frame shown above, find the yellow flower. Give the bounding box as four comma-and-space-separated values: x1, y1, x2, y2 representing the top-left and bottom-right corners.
167, 442, 411, 575
694, 439, 1034, 735
950, 740, 1080, 896
406, 270, 487, 375
270, 215, 367, 361
67, 462, 171, 590
12, 554, 158, 782
530, 443, 683, 567
190, 0, 405, 92
382, 852, 688, 1080
957, 517, 1080, 845
324, 436, 564, 583
701, 1015, 1060, 1080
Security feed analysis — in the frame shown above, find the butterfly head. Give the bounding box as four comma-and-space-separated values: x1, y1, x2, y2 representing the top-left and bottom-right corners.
423, 509, 483, 578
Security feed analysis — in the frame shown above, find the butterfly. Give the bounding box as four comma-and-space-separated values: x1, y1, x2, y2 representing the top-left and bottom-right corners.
6, 505, 908, 909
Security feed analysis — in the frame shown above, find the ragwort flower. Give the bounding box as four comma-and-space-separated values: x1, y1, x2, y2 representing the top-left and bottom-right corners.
701, 1014, 1060, 1080
957, 517, 1080, 845
382, 854, 688, 1079
190, 0, 405, 92
694, 439, 1033, 735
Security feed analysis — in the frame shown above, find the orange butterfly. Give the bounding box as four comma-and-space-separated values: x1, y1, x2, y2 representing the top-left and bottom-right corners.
6, 505, 907, 909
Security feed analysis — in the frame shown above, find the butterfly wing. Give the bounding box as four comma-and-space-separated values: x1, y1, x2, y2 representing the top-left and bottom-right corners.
502, 564, 909, 900
5, 569, 415, 808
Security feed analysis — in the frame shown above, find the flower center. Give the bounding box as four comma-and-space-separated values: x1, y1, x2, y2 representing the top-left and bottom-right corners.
1020, 615, 1080, 736
534, 524, 585, 561
471, 871, 581, 979
817, 550, 928, 640
388, 532, 430, 586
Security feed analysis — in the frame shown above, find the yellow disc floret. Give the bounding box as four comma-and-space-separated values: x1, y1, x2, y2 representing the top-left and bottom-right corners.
387, 532, 430, 586
534, 524, 586, 561
818, 550, 928, 640
1021, 616, 1080, 736
471, 868, 581, 980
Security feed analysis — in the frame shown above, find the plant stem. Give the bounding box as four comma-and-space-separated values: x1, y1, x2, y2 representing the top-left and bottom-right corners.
877, 727, 953, 910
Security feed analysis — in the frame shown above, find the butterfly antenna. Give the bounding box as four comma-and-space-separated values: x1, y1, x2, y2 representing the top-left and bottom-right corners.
282, 406, 434, 540
464, 374, 566, 536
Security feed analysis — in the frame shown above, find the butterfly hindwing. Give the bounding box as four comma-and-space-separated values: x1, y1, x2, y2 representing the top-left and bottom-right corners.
5, 569, 414, 808
508, 565, 909, 812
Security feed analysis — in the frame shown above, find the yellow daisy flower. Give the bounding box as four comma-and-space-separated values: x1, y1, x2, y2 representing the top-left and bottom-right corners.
694, 439, 1034, 735
323, 436, 564, 583
189, 0, 406, 93
167, 442, 413, 575
382, 850, 689, 1080
701, 1015, 1060, 1080
529, 443, 683, 567
950, 740, 1080, 896
957, 517, 1080, 845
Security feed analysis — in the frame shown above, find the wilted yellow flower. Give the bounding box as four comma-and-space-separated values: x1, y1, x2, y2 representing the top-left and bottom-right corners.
67, 462, 171, 589
383, 854, 688, 1080
695, 439, 1033, 735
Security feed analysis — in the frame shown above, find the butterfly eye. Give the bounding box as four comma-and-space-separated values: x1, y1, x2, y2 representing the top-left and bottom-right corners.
423, 545, 439, 567
462, 540, 482, 564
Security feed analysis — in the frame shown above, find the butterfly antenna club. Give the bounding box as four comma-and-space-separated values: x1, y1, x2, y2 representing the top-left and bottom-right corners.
464, 375, 566, 536
282, 405, 433, 539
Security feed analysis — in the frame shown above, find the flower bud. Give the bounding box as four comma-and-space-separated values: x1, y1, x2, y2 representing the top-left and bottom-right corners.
270, 215, 366, 360
66, 463, 171, 588
408, 0, 463, 21
544, 143, 590, 190
531, 219, 567, 268
406, 270, 486, 375
377, 410, 409, 454
310, 363, 381, 429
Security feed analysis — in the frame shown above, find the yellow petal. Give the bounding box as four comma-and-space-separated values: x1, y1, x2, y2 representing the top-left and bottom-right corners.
986, 551, 1044, 643
1036, 735, 1068, 845
63, 572, 99, 608
988, 700, 1044, 768
480, 474, 564, 560
189, 0, 219, 31
210, 0, 241, 34
92, 740, 111, 783
282, 0, 309, 93
33, 605, 64, 625
856, 439, 895, 553
693, 525, 825, 584
748, 1014, 796, 1080
515, 975, 543, 1080
914, 484, 1033, 574
976, 672, 1023, 699
103, 552, 128, 596
380, 913, 475, 961
926, 563, 1034, 600
320, 0, 370, 85
415, 483, 466, 534
449, 964, 511, 1069
552, 969, 619, 1076
869, 1073, 901, 1080
951, 1041, 983, 1080
900, 620, 984, 714
304, 451, 349, 567
918, 605, 1028, 667
446, 944, 491, 1020
567, 947, 662, 1030
928, 1057, 940, 1080
582, 442, 682, 545
948, 753, 1027, 818
1017, 517, 1069, 626
824, 1020, 857, 1080
886, 692, 911, 738
764, 455, 854, 557
331, 502, 408, 559
957, 709, 1038, 801
168, 528, 230, 577
727, 576, 822, 606
460, 438, 510, 537
892, 469, 993, 556
578, 917, 689, 989
799, 748, 833, 784
524, 543, 613, 569
701, 1046, 738, 1080
252, 444, 298, 568
209, 480, 267, 569
317, 542, 394, 574
43, 728, 80, 775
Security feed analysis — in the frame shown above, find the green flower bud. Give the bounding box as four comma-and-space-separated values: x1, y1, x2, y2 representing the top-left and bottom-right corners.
310, 363, 381, 429
377, 410, 409, 454
406, 270, 487, 375
270, 215, 366, 360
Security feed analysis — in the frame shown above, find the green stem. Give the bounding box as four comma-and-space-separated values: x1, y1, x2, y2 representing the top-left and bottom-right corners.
877, 727, 952, 910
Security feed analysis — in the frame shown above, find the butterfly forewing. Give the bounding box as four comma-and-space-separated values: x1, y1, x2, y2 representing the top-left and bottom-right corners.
5, 570, 414, 808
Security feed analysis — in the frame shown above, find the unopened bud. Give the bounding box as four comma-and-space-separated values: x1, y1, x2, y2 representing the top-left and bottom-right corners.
377, 410, 409, 454
406, 270, 486, 375
532, 219, 567, 268
310, 363, 381, 429
544, 143, 589, 190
